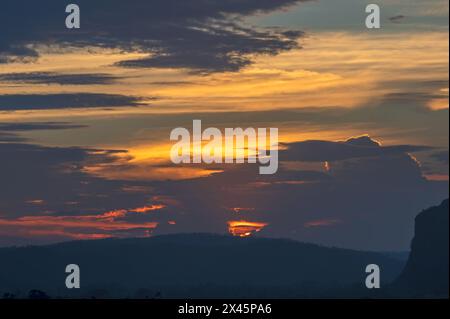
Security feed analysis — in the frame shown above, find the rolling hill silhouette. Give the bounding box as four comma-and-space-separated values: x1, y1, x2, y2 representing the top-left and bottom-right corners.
0, 234, 404, 298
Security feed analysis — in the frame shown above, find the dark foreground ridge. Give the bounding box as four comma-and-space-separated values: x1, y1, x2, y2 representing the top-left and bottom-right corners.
0, 233, 403, 298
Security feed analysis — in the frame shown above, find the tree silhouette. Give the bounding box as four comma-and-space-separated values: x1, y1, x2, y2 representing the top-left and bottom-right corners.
2, 292, 16, 299
28, 289, 50, 299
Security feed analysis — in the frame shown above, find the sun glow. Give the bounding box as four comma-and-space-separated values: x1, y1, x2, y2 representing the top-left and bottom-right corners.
228, 221, 268, 237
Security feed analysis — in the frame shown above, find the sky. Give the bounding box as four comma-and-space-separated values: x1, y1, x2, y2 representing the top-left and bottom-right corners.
0, 0, 448, 250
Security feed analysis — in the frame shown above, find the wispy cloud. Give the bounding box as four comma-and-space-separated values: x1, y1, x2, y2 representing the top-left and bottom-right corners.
0, 93, 148, 110
0, 72, 118, 85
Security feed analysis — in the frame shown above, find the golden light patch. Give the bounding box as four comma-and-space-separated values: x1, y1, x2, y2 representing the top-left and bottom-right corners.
228, 220, 268, 237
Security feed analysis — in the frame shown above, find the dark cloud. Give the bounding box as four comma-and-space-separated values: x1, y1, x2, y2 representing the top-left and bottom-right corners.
149, 135, 447, 250
0, 93, 147, 110
0, 132, 27, 142
389, 15, 406, 23
0, 140, 180, 246
115, 22, 302, 73
381, 79, 449, 93
0, 0, 308, 72
280, 136, 434, 162
0, 143, 154, 218
0, 134, 447, 250
0, 122, 87, 131
0, 122, 87, 142
149, 81, 194, 86
0, 72, 118, 85
431, 150, 449, 164
382, 92, 447, 103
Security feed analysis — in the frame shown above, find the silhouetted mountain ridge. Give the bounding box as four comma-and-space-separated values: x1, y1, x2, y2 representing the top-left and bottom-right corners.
0, 233, 404, 298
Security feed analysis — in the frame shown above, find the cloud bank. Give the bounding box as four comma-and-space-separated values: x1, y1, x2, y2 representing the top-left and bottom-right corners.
0, 0, 308, 72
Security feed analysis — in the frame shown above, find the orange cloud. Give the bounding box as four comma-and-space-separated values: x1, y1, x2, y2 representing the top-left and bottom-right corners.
26, 229, 114, 240
131, 205, 166, 213
0, 204, 165, 241
424, 174, 449, 182
227, 220, 268, 238
304, 219, 341, 228
0, 215, 158, 231
231, 207, 255, 213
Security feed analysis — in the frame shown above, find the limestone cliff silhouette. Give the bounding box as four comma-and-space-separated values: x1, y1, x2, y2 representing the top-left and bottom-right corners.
393, 199, 449, 298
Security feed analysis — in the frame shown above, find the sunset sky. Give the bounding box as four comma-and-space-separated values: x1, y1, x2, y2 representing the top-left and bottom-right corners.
0, 0, 448, 250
